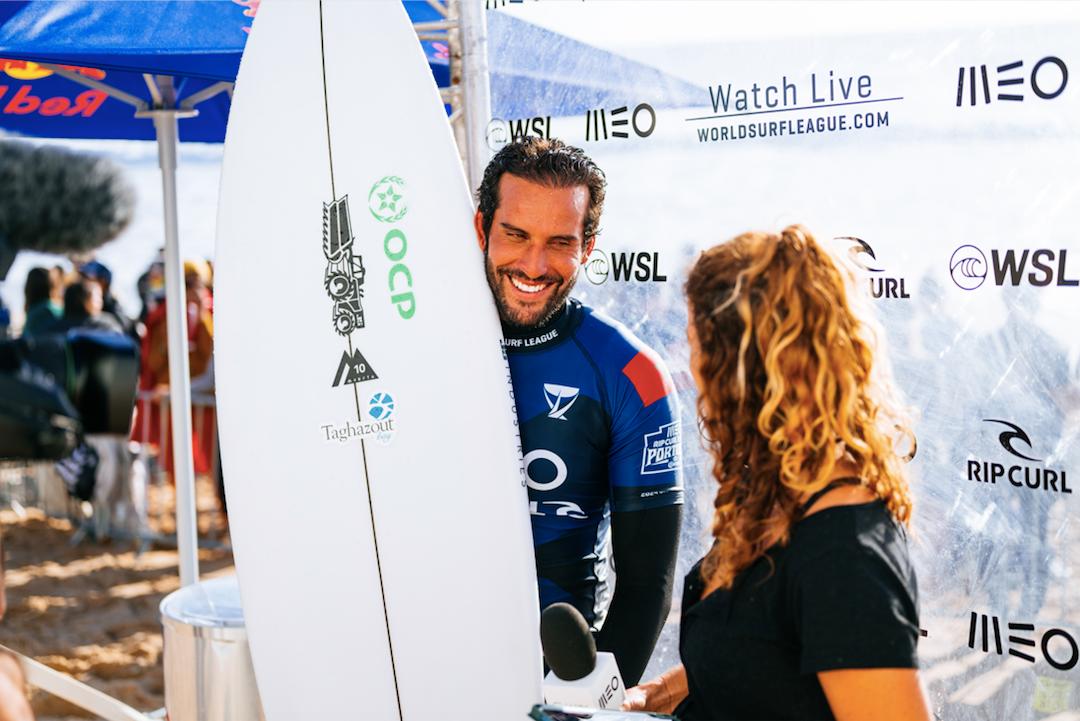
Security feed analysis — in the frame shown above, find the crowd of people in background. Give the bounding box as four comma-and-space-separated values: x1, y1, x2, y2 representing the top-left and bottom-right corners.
12, 253, 224, 539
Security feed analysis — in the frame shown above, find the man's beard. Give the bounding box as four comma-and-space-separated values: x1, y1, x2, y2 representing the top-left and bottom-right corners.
484, 245, 578, 330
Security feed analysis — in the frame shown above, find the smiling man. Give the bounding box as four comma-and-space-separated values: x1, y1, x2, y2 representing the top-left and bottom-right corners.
474, 137, 683, 686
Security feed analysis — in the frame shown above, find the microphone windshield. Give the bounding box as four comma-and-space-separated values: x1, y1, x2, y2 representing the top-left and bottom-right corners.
0, 141, 135, 273
540, 603, 596, 682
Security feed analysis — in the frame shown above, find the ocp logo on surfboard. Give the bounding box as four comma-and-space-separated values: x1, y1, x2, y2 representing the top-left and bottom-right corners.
368, 175, 416, 321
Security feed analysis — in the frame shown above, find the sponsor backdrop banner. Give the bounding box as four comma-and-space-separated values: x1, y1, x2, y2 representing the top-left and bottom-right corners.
489, 9, 1080, 720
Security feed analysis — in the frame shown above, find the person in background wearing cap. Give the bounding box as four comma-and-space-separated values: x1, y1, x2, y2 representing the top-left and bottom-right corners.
79, 259, 135, 338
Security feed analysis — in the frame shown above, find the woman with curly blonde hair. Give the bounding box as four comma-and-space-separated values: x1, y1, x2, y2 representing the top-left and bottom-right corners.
624, 226, 930, 721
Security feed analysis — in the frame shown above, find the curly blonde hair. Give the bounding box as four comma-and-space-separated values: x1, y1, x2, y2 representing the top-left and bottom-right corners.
686, 226, 913, 590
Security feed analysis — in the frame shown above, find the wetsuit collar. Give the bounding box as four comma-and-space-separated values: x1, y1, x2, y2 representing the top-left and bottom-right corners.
501, 299, 581, 353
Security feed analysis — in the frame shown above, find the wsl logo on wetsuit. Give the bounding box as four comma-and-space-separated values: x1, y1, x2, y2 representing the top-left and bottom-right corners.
844, 237, 909, 300
641, 422, 681, 475
949, 244, 1079, 290
585, 249, 667, 285
966, 419, 1071, 494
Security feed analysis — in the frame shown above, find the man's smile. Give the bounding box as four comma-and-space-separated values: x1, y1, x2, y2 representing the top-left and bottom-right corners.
507, 274, 555, 296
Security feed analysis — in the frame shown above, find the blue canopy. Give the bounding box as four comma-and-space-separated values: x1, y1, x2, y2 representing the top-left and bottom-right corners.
0, 0, 700, 144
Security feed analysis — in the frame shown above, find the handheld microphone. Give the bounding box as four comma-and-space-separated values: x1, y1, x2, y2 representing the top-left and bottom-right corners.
540, 603, 625, 711
0, 140, 135, 279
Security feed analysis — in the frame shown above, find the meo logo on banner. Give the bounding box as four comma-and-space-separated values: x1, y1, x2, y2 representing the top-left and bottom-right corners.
641, 422, 681, 475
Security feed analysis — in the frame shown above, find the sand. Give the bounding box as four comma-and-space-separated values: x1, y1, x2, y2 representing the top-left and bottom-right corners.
0, 475, 233, 720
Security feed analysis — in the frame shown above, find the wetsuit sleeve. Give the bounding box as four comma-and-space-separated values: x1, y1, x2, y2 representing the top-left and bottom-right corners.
596, 348, 684, 685
607, 349, 684, 512
595, 504, 682, 687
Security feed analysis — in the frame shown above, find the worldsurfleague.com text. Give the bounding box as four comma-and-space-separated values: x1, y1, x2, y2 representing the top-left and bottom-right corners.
697, 111, 890, 143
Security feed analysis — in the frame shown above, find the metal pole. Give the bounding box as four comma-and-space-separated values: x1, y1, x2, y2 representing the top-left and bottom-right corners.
151, 107, 200, 588
458, 0, 493, 192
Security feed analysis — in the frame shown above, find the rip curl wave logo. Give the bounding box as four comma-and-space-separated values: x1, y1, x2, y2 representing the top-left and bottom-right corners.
984, 419, 1042, 462
950, 245, 988, 290
368, 176, 408, 223
842, 236, 885, 273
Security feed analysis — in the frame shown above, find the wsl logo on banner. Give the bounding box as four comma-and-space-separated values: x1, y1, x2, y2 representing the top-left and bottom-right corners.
485, 116, 553, 151
843, 237, 909, 300
949, 244, 1078, 290
641, 422, 681, 475
585, 250, 667, 285
966, 418, 1071, 494
955, 56, 1068, 107
369, 176, 416, 320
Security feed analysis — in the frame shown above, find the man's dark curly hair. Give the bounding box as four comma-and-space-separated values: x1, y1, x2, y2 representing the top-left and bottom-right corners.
476, 136, 606, 242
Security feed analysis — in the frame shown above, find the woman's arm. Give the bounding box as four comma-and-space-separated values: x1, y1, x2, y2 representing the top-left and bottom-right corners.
622, 664, 688, 715
818, 668, 932, 721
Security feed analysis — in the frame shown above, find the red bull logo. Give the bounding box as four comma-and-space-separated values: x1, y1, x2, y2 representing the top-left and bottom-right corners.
232, 0, 261, 34
0, 58, 107, 118
1, 59, 106, 81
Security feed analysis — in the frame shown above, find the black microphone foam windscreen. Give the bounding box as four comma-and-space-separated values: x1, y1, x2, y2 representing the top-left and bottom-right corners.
540, 603, 597, 682
0, 140, 135, 262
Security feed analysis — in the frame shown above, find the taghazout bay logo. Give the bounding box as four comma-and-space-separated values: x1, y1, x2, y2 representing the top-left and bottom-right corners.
949, 243, 1078, 290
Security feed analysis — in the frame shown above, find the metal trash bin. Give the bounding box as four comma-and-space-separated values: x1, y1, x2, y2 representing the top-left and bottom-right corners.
160, 575, 265, 721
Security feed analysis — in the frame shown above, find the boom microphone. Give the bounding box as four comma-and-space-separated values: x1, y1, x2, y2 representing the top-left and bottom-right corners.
540, 603, 625, 711
0, 140, 135, 279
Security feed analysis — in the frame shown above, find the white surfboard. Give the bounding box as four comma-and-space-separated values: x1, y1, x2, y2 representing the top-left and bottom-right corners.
214, 2, 542, 719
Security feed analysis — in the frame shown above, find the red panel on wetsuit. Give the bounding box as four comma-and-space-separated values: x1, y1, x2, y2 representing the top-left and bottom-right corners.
622, 351, 671, 407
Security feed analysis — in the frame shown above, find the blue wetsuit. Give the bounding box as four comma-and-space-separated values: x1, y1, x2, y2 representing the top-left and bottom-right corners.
503, 299, 683, 682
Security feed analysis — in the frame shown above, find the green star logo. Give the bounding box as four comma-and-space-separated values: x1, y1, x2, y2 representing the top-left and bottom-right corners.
368, 176, 409, 223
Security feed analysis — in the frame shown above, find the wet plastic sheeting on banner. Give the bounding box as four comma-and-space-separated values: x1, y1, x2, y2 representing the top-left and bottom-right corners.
487, 11, 1080, 721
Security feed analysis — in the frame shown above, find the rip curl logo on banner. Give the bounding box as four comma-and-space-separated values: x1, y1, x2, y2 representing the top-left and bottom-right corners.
641, 422, 681, 475
985, 418, 1041, 462
955, 56, 1068, 107
949, 244, 1078, 289
842, 237, 909, 299
966, 418, 1071, 495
